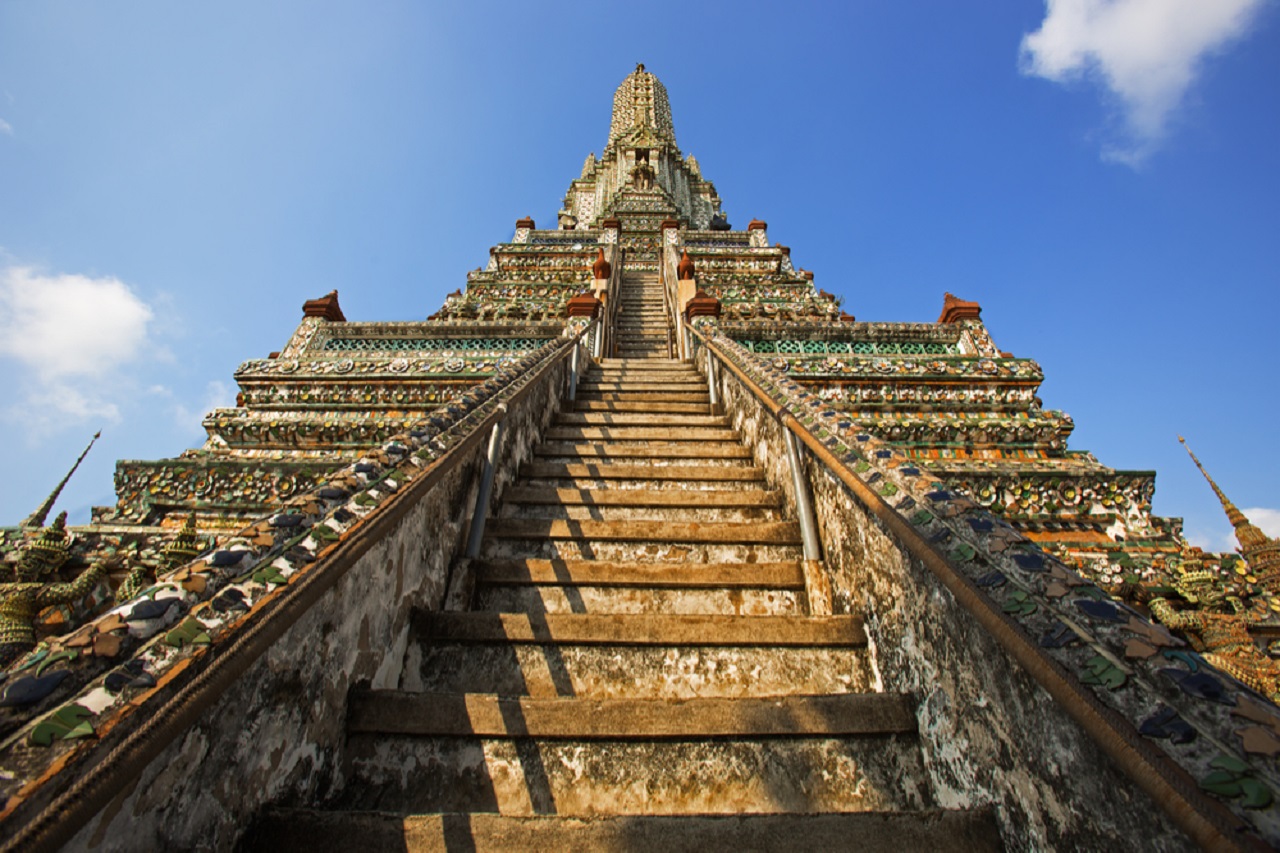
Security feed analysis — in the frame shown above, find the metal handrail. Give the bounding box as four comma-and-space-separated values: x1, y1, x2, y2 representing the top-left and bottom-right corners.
683, 322, 1246, 852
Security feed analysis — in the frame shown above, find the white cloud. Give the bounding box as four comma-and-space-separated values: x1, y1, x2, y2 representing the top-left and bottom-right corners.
1242, 507, 1280, 539
0, 263, 154, 427
172, 380, 235, 434
1186, 506, 1280, 553
0, 265, 153, 379
1020, 0, 1266, 164
0, 118, 12, 136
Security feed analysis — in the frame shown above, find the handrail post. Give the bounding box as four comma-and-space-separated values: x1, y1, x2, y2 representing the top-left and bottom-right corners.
568, 341, 580, 401
783, 424, 823, 562
464, 405, 507, 559
706, 348, 719, 410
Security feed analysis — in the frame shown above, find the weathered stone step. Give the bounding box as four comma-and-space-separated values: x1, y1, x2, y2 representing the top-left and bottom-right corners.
339, 735, 928, 816
579, 382, 706, 393
534, 442, 751, 460
575, 393, 709, 404
518, 463, 762, 482
503, 487, 780, 507
585, 370, 699, 381
244, 809, 1003, 853
475, 583, 801, 615
349, 692, 916, 738
570, 401, 711, 414
597, 358, 686, 367
473, 558, 804, 587
542, 426, 744, 442
482, 538, 803, 563
486, 519, 798, 545
553, 413, 728, 427
422, 612, 864, 646
409, 641, 872, 699
498, 503, 783, 524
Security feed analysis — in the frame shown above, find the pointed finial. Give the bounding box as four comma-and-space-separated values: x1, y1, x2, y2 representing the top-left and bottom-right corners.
1180, 436, 1280, 590
1178, 436, 1249, 528
21, 431, 100, 529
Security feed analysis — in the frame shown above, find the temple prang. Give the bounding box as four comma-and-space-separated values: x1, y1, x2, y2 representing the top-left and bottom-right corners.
1, 64, 1279, 851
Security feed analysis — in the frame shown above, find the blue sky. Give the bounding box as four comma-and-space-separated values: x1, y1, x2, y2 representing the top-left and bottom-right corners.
0, 1, 1276, 551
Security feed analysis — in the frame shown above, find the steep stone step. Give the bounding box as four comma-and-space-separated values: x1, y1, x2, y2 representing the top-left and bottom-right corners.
481, 538, 803, 563
502, 487, 780, 508
579, 382, 706, 393
552, 413, 728, 427
534, 443, 751, 460
422, 612, 864, 646
485, 519, 798, 546
596, 358, 685, 367
348, 692, 916, 738
474, 583, 802, 615
542, 426, 744, 442
574, 393, 710, 404
339, 734, 931, 816
245, 809, 1004, 853
570, 401, 712, 414
496, 503, 784, 524
408, 641, 873, 699
517, 463, 762, 481
473, 558, 804, 587
585, 371, 699, 381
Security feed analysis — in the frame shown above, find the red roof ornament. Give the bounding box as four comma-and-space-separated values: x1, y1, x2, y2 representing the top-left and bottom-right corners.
677, 250, 695, 280
684, 290, 721, 321
566, 292, 602, 319
592, 248, 612, 280
748, 219, 767, 231
515, 216, 535, 230
938, 292, 982, 324
301, 290, 346, 322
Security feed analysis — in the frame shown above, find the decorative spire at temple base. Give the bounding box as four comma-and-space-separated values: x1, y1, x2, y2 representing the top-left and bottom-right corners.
20, 431, 100, 529
1180, 436, 1280, 592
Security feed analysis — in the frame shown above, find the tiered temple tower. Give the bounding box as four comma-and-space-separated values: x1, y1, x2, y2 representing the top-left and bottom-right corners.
3, 64, 1280, 852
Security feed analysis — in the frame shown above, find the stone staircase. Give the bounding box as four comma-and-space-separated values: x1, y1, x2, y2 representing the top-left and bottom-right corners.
614, 272, 670, 358
243, 281, 1002, 851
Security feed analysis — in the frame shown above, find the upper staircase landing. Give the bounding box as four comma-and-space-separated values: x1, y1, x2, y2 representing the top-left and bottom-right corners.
614, 272, 672, 360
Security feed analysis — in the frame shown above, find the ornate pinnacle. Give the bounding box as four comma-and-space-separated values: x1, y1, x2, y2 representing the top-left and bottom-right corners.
1179, 436, 1250, 530
1179, 436, 1280, 591
20, 431, 100, 529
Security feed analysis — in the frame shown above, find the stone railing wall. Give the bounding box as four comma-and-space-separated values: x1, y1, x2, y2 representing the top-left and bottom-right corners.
0, 325, 593, 852
691, 322, 1280, 851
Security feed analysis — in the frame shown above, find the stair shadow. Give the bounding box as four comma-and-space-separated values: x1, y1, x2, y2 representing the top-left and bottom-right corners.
439, 813, 478, 853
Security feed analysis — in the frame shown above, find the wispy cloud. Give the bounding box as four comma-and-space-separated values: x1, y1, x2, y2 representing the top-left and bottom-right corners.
0, 118, 12, 136
0, 263, 154, 430
1187, 506, 1280, 553
1020, 0, 1266, 165
171, 380, 235, 436
1242, 508, 1280, 539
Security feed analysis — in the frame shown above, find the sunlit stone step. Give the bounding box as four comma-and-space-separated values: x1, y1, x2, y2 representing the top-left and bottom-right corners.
474, 583, 802, 615
339, 734, 928, 816
348, 692, 915, 739
421, 612, 863, 646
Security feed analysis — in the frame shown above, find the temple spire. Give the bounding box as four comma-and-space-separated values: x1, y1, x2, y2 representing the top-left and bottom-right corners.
21, 431, 100, 529
1179, 435, 1280, 594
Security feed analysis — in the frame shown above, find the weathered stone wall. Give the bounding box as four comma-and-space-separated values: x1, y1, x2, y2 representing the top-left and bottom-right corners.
65, 357, 573, 853
706, 350, 1194, 851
